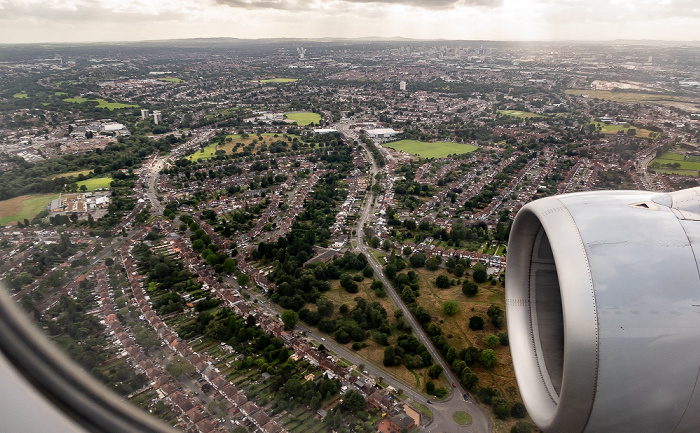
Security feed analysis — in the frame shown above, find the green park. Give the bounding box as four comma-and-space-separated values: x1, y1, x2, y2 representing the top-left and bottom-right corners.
384, 140, 479, 158
63, 97, 138, 110
285, 112, 321, 126
0, 193, 58, 226
76, 177, 113, 191
261, 78, 298, 83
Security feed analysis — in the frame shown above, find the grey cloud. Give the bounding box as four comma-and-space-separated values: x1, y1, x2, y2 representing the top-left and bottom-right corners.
214, 0, 501, 10
0, 0, 183, 23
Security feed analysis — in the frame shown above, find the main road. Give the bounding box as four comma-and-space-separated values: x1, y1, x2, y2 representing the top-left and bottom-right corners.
337, 123, 492, 433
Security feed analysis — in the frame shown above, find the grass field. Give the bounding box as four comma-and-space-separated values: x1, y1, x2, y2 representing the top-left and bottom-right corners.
408, 266, 519, 407
498, 110, 543, 119
453, 411, 472, 425
384, 140, 479, 158
650, 151, 700, 176
76, 177, 113, 191
52, 169, 93, 180
156, 77, 183, 83
13, 92, 28, 99
285, 112, 321, 126
591, 121, 657, 138
566, 89, 687, 103
63, 97, 138, 110
0, 194, 58, 225
261, 78, 298, 83
187, 133, 297, 161
54, 91, 68, 96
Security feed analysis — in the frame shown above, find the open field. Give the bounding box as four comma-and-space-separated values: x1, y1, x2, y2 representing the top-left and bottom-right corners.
76, 177, 113, 191
285, 112, 321, 126
591, 121, 657, 138
187, 133, 298, 161
156, 77, 183, 83
654, 168, 699, 176
384, 140, 478, 158
498, 110, 543, 119
261, 78, 298, 83
407, 266, 519, 404
13, 92, 28, 99
651, 151, 700, 176
0, 193, 58, 225
52, 169, 93, 180
566, 89, 693, 104
63, 97, 138, 110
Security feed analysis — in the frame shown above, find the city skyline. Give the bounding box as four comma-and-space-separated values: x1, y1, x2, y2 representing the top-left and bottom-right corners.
2, 0, 700, 44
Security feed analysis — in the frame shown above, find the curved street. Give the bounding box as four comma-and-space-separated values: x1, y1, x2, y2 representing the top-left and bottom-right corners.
344, 125, 493, 433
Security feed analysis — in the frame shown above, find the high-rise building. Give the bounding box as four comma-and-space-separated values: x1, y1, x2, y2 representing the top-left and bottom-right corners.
152, 110, 162, 125
399, 81, 407, 91
141, 109, 149, 120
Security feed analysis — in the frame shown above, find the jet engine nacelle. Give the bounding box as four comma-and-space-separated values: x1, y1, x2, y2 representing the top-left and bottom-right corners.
506, 187, 700, 433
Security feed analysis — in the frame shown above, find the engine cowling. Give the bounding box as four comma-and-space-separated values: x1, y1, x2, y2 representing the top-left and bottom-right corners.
506, 187, 700, 433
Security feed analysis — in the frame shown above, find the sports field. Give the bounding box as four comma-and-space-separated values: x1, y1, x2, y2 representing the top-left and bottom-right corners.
76, 177, 113, 191
261, 78, 298, 83
63, 97, 138, 110
13, 92, 28, 99
498, 110, 543, 118
156, 77, 183, 83
384, 140, 478, 158
285, 112, 321, 126
0, 194, 58, 226
650, 151, 700, 177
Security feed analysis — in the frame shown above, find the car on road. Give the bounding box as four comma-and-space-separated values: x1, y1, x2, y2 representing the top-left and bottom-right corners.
426, 400, 432, 404
463, 394, 469, 401
452, 383, 456, 387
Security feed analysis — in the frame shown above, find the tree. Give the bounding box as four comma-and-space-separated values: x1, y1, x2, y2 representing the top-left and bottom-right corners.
487, 305, 505, 329
192, 239, 205, 251
104, 257, 114, 267
443, 301, 460, 316
381, 239, 391, 251
511, 421, 532, 433
403, 246, 412, 256
486, 334, 500, 347
282, 309, 299, 329
462, 281, 478, 297
468, 315, 484, 331
317, 298, 334, 317
492, 397, 511, 419
223, 258, 236, 274
479, 348, 497, 368
428, 364, 443, 379
369, 236, 380, 248
237, 273, 250, 286
409, 253, 426, 268
473, 263, 487, 283
435, 275, 450, 288
340, 390, 366, 413
425, 257, 440, 271
511, 402, 527, 419
461, 367, 479, 390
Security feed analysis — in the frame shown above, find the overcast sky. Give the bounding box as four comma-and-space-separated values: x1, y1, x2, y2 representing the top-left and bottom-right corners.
1, 0, 699, 44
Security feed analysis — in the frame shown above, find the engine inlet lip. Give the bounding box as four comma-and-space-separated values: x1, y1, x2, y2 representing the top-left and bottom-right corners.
506, 197, 599, 433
